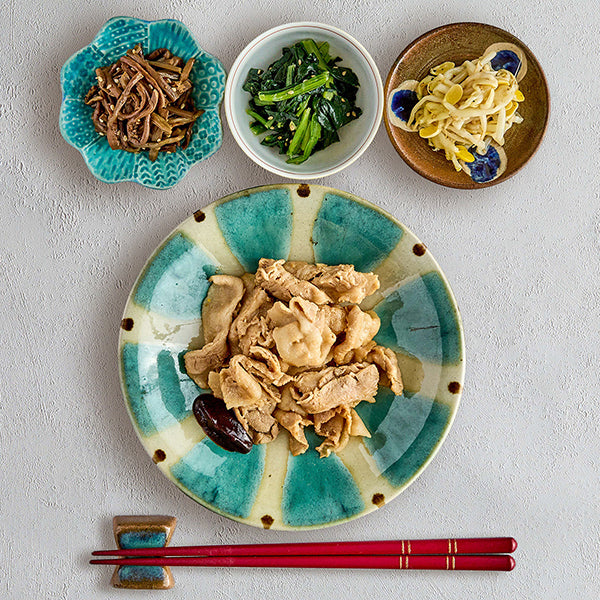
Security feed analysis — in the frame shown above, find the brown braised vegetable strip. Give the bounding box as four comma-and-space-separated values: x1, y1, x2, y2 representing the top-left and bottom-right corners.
148, 60, 182, 73
180, 58, 194, 81
84, 44, 204, 160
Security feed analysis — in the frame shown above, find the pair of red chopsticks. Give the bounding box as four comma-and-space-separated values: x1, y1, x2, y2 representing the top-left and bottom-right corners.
91, 537, 517, 571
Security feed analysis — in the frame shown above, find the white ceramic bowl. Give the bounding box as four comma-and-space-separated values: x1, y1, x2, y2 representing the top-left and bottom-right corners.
225, 22, 384, 179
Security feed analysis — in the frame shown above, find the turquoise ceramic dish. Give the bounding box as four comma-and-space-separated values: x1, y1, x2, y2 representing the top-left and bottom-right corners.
59, 17, 226, 189
118, 184, 465, 530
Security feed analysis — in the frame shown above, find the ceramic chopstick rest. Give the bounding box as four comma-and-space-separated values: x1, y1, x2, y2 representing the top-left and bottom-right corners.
110, 515, 177, 589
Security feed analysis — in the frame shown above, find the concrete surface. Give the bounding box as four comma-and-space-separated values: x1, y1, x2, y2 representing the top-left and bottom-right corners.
1, 0, 599, 598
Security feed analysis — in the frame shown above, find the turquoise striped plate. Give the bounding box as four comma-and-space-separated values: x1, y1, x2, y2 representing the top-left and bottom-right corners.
118, 184, 465, 530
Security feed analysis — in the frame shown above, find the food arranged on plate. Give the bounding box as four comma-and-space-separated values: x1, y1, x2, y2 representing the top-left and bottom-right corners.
57, 18, 545, 530
224, 22, 383, 179
242, 39, 362, 164
59, 17, 226, 189
383, 22, 549, 188
118, 183, 464, 529
62, 20, 547, 188
185, 259, 403, 458
84, 44, 205, 161
387, 44, 527, 183
387, 48, 525, 179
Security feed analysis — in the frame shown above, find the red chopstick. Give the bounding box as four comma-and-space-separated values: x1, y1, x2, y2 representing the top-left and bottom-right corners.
90, 554, 515, 571
92, 537, 517, 557
92, 537, 516, 558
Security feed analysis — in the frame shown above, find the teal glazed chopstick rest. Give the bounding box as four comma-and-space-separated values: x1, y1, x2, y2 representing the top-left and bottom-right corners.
110, 516, 177, 589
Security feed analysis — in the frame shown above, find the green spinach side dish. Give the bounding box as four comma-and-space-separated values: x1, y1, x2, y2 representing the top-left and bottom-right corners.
242, 39, 362, 164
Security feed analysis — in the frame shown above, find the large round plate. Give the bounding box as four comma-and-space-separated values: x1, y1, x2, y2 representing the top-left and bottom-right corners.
118, 184, 465, 530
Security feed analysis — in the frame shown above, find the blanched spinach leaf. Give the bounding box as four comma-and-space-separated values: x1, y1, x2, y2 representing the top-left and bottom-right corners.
242, 39, 361, 164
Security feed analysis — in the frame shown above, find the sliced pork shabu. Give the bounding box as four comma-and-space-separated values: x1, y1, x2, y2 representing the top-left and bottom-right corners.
184, 260, 404, 457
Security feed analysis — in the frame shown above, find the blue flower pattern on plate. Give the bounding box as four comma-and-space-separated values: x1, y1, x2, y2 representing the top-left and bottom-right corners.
490, 50, 521, 76
467, 144, 502, 183
390, 89, 418, 123
59, 17, 226, 189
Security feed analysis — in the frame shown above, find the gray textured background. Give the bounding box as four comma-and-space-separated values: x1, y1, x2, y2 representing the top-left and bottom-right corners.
2, 0, 599, 598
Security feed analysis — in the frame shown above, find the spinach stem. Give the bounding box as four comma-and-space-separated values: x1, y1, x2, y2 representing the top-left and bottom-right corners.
287, 107, 311, 156
286, 64, 295, 87
295, 96, 311, 116
258, 72, 331, 103
249, 121, 267, 135
301, 39, 330, 71
246, 108, 271, 128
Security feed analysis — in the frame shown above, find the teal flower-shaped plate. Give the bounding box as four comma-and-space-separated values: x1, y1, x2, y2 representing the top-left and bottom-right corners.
119, 184, 465, 530
59, 17, 226, 189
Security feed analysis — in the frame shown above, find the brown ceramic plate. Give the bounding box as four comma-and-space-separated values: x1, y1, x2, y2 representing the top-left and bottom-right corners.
384, 22, 550, 188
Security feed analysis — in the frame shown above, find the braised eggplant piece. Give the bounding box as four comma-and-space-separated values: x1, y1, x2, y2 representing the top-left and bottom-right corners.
192, 393, 253, 454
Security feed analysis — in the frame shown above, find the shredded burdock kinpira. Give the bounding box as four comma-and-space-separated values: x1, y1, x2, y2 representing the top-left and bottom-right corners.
84, 44, 204, 161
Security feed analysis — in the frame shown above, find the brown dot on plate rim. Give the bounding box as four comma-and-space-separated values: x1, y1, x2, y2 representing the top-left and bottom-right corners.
297, 184, 310, 197
121, 318, 134, 331
448, 381, 461, 394
412, 243, 426, 256
261, 515, 274, 529
193, 210, 206, 222
153, 449, 166, 463
372, 493, 385, 507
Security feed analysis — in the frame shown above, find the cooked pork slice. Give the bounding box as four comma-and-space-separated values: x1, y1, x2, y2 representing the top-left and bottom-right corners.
253, 428, 280, 444
202, 275, 245, 343
345, 343, 403, 395
219, 357, 277, 410
229, 274, 274, 353
274, 408, 311, 455
319, 304, 348, 335
229, 355, 282, 403
289, 437, 310, 456
314, 406, 371, 458
243, 346, 291, 386
184, 275, 244, 388
349, 408, 371, 437
332, 306, 381, 364
265, 300, 298, 328
256, 258, 332, 305
292, 368, 326, 395
269, 301, 347, 344
296, 363, 379, 413
207, 370, 223, 398
237, 315, 275, 355
348, 340, 378, 362
365, 345, 404, 395
314, 406, 351, 458
269, 298, 336, 368
235, 405, 279, 444
284, 261, 380, 304
278, 383, 309, 415
233, 405, 279, 444
184, 330, 229, 389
